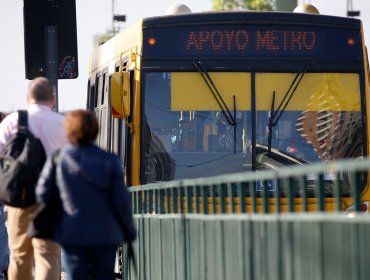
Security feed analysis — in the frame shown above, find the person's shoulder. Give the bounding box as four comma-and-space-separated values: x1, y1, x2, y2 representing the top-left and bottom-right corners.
60, 144, 76, 154
47, 110, 65, 119
28, 106, 64, 119
4, 111, 18, 119
92, 145, 121, 162
0, 112, 5, 122
0, 111, 18, 127
40, 111, 65, 127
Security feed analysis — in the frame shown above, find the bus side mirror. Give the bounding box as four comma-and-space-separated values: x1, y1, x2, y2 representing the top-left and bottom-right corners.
111, 72, 131, 118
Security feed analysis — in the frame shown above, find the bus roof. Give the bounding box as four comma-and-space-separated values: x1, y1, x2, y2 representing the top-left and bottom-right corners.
142, 11, 361, 30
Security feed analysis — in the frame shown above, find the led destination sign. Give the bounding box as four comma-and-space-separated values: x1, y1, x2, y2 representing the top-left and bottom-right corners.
143, 25, 361, 60
185, 30, 317, 53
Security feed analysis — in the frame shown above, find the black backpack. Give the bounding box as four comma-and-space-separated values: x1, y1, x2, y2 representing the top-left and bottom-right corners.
0, 110, 46, 207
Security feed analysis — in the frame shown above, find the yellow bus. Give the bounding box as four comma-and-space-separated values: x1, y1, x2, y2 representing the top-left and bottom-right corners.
86, 4, 370, 211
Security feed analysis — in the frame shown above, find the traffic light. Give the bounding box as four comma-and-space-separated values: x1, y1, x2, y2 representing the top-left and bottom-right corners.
23, 0, 78, 80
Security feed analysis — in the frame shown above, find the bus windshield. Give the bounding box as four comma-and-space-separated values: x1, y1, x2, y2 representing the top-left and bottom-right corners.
143, 70, 363, 184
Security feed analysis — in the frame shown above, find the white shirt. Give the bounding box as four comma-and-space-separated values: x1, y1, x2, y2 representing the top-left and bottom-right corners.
0, 104, 69, 157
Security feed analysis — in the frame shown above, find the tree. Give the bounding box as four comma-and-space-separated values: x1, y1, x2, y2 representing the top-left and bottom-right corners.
212, 0, 274, 11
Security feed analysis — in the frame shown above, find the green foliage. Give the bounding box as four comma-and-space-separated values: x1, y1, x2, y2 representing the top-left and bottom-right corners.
247, 0, 273, 10
212, 0, 274, 11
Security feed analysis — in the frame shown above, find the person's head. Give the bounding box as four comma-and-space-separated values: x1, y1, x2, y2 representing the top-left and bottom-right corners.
27, 77, 54, 108
64, 109, 99, 146
0, 112, 5, 123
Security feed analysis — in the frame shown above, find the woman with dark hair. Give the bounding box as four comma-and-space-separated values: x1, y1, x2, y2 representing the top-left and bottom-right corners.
35, 109, 136, 280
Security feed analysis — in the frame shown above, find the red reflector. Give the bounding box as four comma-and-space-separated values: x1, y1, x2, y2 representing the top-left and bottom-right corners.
347, 38, 355, 46
360, 203, 367, 212
148, 38, 156, 45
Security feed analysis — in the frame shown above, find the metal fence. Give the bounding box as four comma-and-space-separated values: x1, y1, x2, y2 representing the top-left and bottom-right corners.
130, 158, 370, 215
122, 158, 370, 280
128, 214, 370, 280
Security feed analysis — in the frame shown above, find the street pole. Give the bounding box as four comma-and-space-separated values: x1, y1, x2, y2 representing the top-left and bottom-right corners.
46, 26, 59, 112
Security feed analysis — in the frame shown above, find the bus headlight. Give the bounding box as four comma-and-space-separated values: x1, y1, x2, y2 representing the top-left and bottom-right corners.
345, 201, 368, 217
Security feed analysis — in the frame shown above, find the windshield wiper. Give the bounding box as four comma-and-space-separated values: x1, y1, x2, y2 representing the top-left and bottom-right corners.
267, 62, 311, 153
193, 61, 238, 153
193, 61, 236, 127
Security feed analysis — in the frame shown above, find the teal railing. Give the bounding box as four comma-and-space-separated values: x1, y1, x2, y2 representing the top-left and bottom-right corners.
121, 159, 370, 280
130, 158, 369, 215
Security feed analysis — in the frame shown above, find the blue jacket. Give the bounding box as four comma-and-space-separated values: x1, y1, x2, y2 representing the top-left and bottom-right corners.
36, 144, 136, 246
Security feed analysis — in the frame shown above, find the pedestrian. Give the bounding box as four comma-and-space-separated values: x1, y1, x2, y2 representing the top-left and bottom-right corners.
0, 112, 9, 280
36, 109, 136, 280
0, 201, 8, 280
0, 77, 68, 280
0, 203, 8, 280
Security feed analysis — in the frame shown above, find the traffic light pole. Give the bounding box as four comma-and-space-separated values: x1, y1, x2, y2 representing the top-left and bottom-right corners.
46, 26, 59, 112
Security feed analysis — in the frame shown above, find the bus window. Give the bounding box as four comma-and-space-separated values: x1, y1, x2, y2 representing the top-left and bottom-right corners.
255, 73, 362, 162
94, 76, 99, 109
143, 72, 252, 183
86, 82, 95, 110
96, 72, 110, 150
111, 118, 121, 154
101, 73, 106, 105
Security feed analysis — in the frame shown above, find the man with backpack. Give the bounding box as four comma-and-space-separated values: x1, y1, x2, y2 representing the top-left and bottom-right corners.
0, 77, 68, 280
